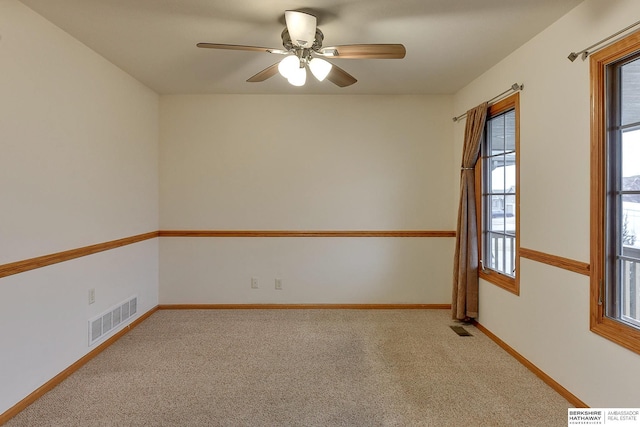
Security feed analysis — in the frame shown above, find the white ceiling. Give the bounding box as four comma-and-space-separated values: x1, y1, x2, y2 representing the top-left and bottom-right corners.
19, 0, 583, 95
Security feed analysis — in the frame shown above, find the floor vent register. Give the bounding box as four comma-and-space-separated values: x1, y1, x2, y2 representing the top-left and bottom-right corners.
88, 296, 137, 346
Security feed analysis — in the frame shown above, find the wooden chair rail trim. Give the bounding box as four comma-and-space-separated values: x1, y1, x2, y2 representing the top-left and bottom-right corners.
0, 232, 159, 279
0, 230, 455, 280
473, 321, 588, 408
519, 247, 590, 276
158, 304, 451, 310
158, 230, 457, 238
0, 306, 159, 426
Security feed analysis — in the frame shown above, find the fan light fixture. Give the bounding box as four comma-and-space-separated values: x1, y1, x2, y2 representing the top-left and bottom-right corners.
284, 10, 317, 48
278, 55, 300, 78
277, 55, 332, 86
288, 64, 306, 86
308, 58, 332, 81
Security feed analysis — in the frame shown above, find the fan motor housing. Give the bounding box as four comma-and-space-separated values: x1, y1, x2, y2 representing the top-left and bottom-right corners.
281, 28, 324, 52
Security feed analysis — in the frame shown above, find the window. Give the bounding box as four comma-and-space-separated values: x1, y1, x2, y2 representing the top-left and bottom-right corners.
477, 93, 520, 294
591, 32, 640, 354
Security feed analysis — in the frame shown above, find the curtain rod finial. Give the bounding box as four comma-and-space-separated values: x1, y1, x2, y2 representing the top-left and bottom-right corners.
568, 52, 578, 62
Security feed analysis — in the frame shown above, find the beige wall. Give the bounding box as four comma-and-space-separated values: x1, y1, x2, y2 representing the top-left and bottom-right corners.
159, 95, 455, 304
453, 0, 640, 407
7, 0, 640, 414
0, 1, 159, 413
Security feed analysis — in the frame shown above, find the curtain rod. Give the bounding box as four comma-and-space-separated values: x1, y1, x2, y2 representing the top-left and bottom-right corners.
452, 83, 523, 122
568, 19, 640, 62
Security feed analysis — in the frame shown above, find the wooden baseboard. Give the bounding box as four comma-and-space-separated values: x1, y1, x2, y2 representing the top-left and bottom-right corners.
473, 320, 588, 408
158, 303, 451, 310
0, 306, 159, 426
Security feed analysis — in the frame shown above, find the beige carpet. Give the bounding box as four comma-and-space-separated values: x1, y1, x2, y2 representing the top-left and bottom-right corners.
6, 309, 571, 426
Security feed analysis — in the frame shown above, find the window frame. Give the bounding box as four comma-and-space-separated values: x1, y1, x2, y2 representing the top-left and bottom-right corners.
590, 31, 640, 355
476, 93, 520, 295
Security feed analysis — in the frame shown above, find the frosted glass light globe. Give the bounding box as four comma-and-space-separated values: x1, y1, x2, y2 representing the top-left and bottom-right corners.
278, 55, 300, 78
309, 58, 332, 81
287, 66, 307, 86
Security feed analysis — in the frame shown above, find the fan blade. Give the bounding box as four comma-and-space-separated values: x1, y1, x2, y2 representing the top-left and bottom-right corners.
197, 43, 278, 53
320, 44, 406, 59
285, 10, 317, 48
247, 63, 280, 82
326, 63, 357, 87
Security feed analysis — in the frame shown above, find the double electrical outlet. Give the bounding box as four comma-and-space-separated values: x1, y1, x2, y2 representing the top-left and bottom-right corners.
251, 277, 282, 290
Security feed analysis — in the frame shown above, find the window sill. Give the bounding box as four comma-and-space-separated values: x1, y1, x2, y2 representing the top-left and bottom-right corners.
479, 270, 520, 295
591, 316, 640, 356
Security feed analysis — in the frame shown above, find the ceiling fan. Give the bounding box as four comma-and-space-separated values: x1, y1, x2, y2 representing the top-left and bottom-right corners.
197, 10, 406, 87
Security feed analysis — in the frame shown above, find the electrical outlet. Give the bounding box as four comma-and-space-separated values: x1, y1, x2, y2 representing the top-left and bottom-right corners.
275, 278, 282, 290
251, 277, 259, 289
88, 288, 95, 305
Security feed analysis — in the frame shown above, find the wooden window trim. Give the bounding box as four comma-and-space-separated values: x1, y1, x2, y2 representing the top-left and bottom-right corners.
590, 31, 640, 355
476, 93, 521, 295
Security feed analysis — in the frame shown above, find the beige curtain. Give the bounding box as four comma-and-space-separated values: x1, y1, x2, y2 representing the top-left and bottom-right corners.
452, 103, 488, 321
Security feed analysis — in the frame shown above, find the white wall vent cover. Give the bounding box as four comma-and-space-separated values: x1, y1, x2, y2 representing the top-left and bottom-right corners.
88, 295, 137, 346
